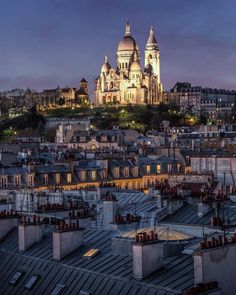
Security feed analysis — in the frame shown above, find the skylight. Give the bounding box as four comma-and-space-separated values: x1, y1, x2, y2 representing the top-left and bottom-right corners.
9, 271, 24, 285
25, 275, 40, 290
83, 248, 100, 258
50, 283, 65, 295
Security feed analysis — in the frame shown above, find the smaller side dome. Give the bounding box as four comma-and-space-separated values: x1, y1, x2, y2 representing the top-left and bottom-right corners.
130, 61, 141, 72
101, 55, 111, 73
130, 51, 141, 71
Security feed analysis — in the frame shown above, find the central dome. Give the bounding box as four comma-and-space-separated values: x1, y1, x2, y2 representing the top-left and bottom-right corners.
118, 35, 138, 52
117, 21, 139, 52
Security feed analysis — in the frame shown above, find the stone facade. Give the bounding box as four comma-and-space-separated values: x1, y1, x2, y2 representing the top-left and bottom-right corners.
38, 78, 90, 110
94, 22, 162, 106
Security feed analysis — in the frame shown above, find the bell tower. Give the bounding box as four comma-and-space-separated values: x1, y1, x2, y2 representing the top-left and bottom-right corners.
145, 27, 160, 83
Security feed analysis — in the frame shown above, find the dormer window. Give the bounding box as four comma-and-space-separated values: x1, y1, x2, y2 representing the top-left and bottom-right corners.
1, 176, 7, 189
124, 167, 129, 177
43, 174, 48, 184
55, 173, 60, 184
81, 170, 86, 181
67, 173, 72, 183
91, 170, 97, 181
14, 175, 21, 187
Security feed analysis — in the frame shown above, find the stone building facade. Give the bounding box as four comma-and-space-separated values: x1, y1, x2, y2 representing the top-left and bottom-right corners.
37, 78, 90, 110
94, 22, 162, 106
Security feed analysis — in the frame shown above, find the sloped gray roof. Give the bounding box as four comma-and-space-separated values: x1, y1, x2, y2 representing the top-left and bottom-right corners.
0, 226, 193, 294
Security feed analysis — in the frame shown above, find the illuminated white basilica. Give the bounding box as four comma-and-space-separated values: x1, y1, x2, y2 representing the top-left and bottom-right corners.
94, 22, 162, 106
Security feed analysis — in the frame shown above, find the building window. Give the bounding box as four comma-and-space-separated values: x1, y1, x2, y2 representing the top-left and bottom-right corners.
43, 174, 48, 184
1, 177, 7, 189
146, 165, 151, 174
157, 165, 161, 173
28, 175, 33, 186
55, 173, 60, 184
81, 170, 86, 181
67, 173, 72, 183
91, 170, 97, 181
115, 168, 120, 178
14, 176, 21, 187
124, 167, 129, 177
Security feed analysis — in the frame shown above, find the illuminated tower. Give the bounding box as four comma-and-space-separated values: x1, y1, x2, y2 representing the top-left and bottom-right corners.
145, 27, 160, 84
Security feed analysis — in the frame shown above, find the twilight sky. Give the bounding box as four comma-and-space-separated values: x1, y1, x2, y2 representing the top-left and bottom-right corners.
0, 0, 235, 97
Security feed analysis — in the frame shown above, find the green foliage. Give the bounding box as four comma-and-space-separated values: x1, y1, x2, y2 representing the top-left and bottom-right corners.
90, 104, 189, 132
0, 107, 45, 141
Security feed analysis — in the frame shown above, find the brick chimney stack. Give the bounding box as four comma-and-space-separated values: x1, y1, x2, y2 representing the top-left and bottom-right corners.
18, 215, 45, 251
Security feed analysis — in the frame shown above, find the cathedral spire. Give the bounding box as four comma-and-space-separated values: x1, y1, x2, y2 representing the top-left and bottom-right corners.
146, 26, 158, 50
125, 21, 131, 36
105, 55, 109, 63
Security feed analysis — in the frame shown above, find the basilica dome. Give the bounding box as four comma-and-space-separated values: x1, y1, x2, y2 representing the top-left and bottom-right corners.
117, 35, 138, 52
117, 21, 139, 52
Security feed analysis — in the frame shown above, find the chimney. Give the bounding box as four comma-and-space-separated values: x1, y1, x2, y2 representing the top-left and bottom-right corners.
112, 235, 133, 256
163, 198, 183, 214
133, 231, 163, 280
0, 210, 19, 240
103, 193, 117, 230
53, 220, 84, 261
198, 202, 211, 217
150, 188, 162, 208
18, 215, 45, 251
194, 235, 236, 295
68, 208, 91, 228
110, 213, 140, 232
97, 183, 117, 200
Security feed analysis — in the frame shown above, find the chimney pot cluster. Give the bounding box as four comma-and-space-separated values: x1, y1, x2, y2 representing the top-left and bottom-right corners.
181, 183, 190, 190
200, 191, 227, 203
135, 231, 158, 243
184, 281, 218, 295
156, 180, 172, 195
115, 213, 139, 224
38, 202, 80, 211
200, 234, 236, 250
56, 219, 80, 231
69, 207, 90, 218
20, 215, 42, 225
210, 216, 222, 227
104, 192, 117, 201
0, 209, 18, 219
100, 182, 116, 188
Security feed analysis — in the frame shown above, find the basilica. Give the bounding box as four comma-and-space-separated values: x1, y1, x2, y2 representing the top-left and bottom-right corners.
94, 22, 163, 106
